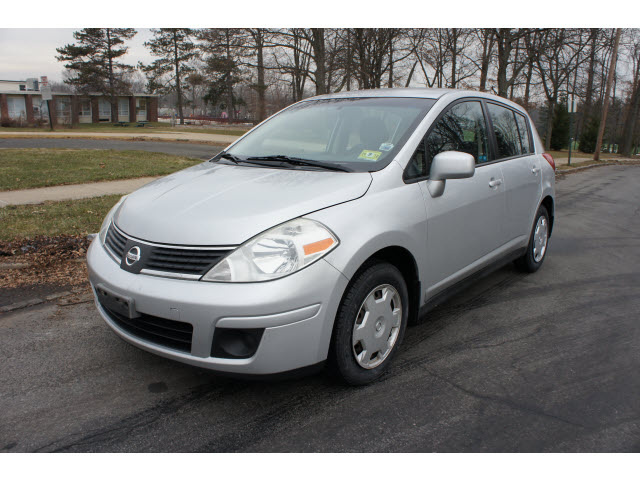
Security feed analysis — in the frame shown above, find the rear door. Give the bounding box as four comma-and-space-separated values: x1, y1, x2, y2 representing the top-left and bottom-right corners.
405, 99, 506, 296
487, 102, 542, 242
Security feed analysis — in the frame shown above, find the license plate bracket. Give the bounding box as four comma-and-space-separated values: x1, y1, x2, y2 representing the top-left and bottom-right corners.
95, 284, 140, 319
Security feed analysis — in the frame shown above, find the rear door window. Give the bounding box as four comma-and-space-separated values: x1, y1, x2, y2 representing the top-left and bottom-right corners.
487, 103, 522, 159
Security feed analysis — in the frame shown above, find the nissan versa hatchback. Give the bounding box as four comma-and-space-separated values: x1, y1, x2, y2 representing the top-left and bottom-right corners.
87, 88, 555, 385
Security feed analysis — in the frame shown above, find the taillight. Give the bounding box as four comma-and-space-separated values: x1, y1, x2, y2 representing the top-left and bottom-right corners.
542, 153, 555, 171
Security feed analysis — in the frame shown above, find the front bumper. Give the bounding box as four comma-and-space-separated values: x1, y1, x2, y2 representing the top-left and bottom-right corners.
87, 238, 349, 375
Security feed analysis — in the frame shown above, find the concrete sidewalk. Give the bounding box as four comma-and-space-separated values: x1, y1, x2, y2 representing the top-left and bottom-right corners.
0, 177, 159, 207
0, 130, 240, 145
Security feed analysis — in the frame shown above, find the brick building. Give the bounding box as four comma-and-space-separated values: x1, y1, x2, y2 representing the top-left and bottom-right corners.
0, 79, 158, 126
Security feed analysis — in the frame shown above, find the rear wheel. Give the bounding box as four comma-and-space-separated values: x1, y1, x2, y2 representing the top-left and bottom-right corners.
515, 205, 550, 273
328, 261, 409, 385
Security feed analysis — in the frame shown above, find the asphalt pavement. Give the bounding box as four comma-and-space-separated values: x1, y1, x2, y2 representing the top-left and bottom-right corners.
1, 165, 639, 452
0, 138, 224, 160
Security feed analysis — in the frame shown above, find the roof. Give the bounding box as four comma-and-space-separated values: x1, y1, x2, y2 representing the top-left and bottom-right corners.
303, 87, 529, 114
310, 87, 454, 101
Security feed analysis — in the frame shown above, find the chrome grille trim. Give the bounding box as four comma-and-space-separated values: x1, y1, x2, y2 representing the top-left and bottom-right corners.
102, 223, 236, 280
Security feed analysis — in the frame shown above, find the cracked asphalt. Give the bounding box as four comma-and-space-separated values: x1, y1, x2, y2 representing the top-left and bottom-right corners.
1, 165, 639, 452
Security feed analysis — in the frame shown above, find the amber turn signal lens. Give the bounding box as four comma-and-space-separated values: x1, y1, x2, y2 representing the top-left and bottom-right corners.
303, 238, 335, 256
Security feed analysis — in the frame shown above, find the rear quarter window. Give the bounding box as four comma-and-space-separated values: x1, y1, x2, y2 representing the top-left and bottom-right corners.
514, 112, 533, 154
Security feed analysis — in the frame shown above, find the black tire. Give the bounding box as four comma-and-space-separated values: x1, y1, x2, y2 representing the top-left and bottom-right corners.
327, 261, 409, 385
515, 204, 550, 273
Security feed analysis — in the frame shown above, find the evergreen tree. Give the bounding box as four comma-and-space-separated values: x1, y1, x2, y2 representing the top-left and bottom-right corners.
56, 28, 137, 121
579, 114, 600, 154
140, 29, 197, 125
550, 101, 570, 151
198, 29, 245, 120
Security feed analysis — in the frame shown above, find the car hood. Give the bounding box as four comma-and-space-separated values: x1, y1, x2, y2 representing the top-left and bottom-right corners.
114, 162, 372, 245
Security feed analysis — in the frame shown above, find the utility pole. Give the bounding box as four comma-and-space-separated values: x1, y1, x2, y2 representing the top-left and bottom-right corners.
594, 28, 622, 161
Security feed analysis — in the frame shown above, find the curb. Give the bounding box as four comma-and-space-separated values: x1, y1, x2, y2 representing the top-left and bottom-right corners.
556, 161, 640, 176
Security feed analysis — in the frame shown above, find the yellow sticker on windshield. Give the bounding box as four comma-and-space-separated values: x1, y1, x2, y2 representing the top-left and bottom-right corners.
358, 150, 382, 161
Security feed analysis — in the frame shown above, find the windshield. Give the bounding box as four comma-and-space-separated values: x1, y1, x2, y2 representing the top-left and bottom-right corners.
224, 97, 436, 172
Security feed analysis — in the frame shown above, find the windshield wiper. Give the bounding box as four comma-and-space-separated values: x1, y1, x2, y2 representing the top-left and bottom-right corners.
215, 152, 242, 165
244, 155, 351, 172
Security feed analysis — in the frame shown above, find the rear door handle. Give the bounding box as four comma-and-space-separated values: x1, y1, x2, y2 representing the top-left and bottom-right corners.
489, 178, 503, 188
531, 167, 540, 174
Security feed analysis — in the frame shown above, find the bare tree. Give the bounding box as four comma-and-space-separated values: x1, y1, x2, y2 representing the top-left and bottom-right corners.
619, 31, 640, 156
534, 29, 586, 149
594, 28, 622, 160
140, 28, 197, 125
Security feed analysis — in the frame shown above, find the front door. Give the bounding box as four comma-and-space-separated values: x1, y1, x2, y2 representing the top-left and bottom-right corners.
406, 100, 506, 298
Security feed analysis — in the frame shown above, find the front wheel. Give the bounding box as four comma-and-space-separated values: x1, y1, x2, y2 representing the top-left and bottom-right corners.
515, 204, 550, 273
328, 261, 409, 385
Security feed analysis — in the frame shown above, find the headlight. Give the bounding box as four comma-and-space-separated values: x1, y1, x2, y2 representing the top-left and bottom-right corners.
202, 218, 339, 283
98, 196, 127, 245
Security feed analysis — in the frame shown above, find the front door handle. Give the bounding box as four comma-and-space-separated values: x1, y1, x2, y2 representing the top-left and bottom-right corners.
489, 178, 503, 188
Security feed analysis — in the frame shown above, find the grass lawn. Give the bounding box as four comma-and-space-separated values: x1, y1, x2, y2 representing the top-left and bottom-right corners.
0, 122, 250, 137
0, 148, 201, 191
0, 195, 121, 241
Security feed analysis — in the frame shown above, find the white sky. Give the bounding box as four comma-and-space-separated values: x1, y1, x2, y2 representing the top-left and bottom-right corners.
0, 28, 155, 82
0, 1, 634, 84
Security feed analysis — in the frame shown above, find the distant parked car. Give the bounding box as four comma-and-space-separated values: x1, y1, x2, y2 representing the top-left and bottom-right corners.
87, 88, 556, 385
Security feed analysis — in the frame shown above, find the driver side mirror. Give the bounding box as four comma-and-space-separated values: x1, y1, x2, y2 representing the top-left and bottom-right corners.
427, 151, 475, 197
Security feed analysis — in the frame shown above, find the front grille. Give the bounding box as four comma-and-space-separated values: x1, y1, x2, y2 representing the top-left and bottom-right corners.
146, 247, 227, 276
105, 223, 127, 259
100, 302, 193, 352
104, 223, 231, 278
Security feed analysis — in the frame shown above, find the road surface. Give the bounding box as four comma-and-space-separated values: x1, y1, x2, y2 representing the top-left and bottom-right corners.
1, 165, 639, 452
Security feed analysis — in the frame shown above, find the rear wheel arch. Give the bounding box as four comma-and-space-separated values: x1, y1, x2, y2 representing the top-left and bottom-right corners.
541, 195, 554, 236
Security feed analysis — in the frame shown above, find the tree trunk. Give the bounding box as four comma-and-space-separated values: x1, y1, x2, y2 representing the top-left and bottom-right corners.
544, 98, 556, 150
450, 29, 457, 88
509, 37, 520, 100
479, 29, 494, 92
621, 59, 640, 156
405, 61, 417, 87
345, 29, 352, 91
106, 28, 118, 123
496, 29, 510, 97
311, 28, 327, 95
255, 29, 266, 122
225, 30, 235, 121
388, 38, 394, 88
173, 31, 184, 125
583, 28, 598, 121
594, 28, 621, 161
523, 60, 533, 109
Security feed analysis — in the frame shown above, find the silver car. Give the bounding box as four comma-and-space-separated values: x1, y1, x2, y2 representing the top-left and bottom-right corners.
87, 88, 555, 385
